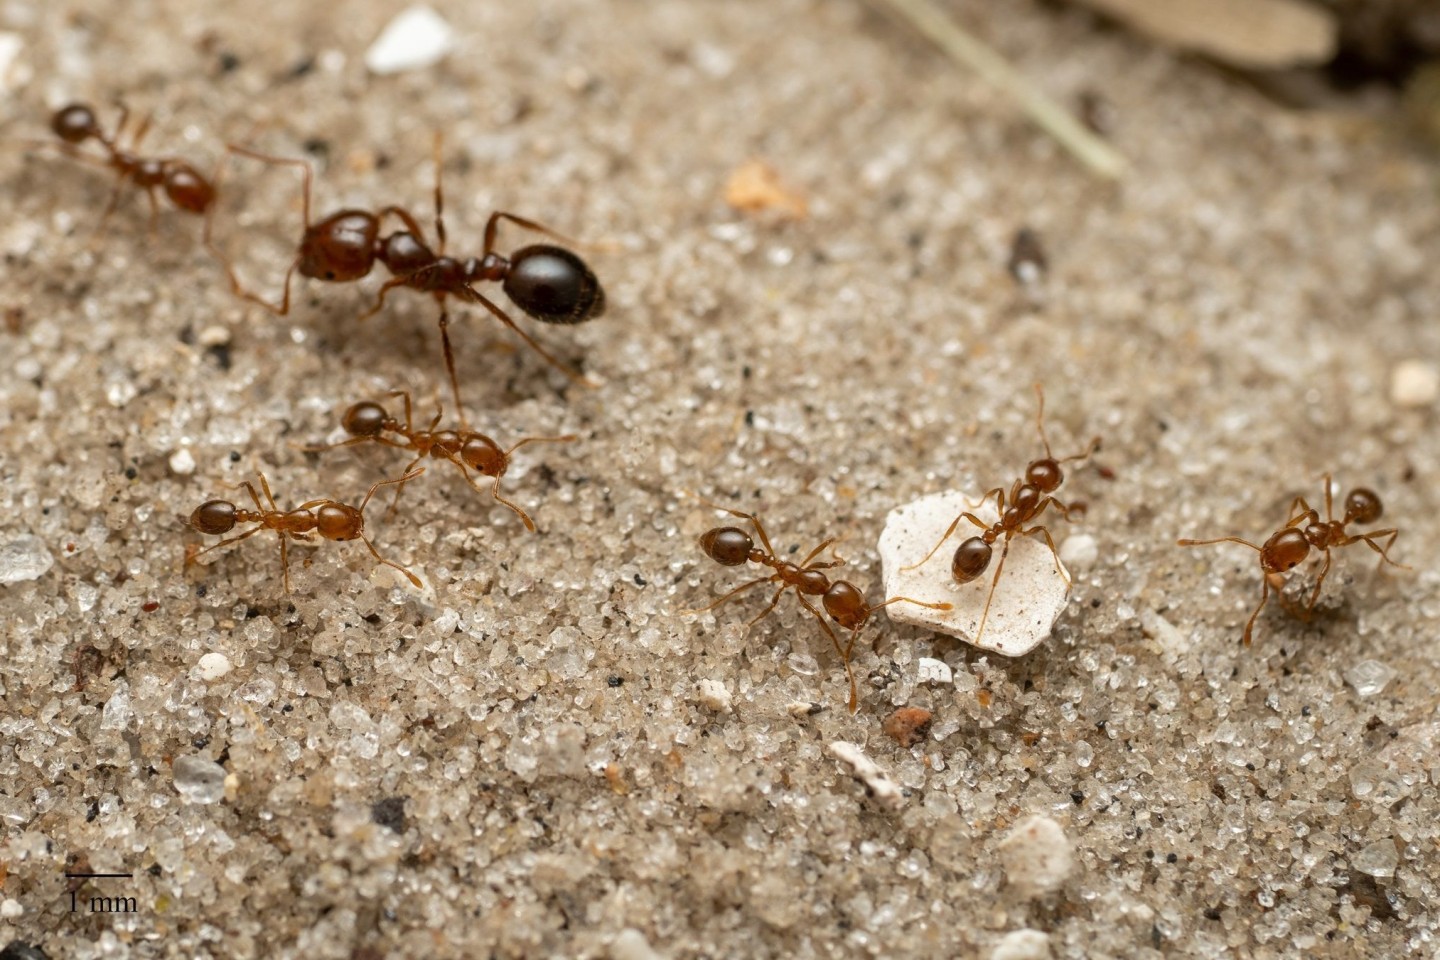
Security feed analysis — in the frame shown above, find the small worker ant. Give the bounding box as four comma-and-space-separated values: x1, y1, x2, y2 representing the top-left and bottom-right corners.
1178, 475, 1403, 645
305, 390, 574, 532
188, 471, 424, 593
40, 102, 217, 230
904, 385, 1099, 645
207, 135, 604, 416
694, 501, 951, 713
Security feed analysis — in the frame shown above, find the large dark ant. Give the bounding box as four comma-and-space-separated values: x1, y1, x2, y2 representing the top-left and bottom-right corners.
207, 135, 604, 416
305, 390, 574, 531
1178, 475, 1404, 645
903, 385, 1099, 645
188, 471, 424, 593
694, 501, 951, 713
41, 102, 217, 230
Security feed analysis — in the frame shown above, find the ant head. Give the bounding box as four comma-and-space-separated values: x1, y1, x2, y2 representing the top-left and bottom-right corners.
952, 536, 994, 583
700, 526, 753, 566
461, 436, 506, 477
191, 500, 237, 535
504, 245, 606, 326
342, 401, 389, 438
298, 210, 380, 282
1344, 488, 1383, 525
51, 104, 99, 144
1025, 458, 1063, 493
1260, 528, 1310, 574
316, 503, 363, 541
164, 163, 216, 214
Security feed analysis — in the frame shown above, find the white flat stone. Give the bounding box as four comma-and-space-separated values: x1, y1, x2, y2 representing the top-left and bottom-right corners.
365, 6, 454, 75
878, 490, 1071, 656
999, 815, 1075, 898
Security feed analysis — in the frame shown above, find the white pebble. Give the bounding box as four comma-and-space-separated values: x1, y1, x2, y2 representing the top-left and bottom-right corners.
827, 741, 904, 810
198, 324, 231, 347
1344, 659, 1395, 699
365, 6, 454, 75
916, 657, 954, 685
197, 652, 233, 681
695, 678, 733, 713
999, 815, 1074, 898
879, 491, 1070, 656
169, 448, 196, 475
993, 930, 1051, 960
787, 701, 823, 718
611, 928, 666, 960
0, 898, 22, 919
1390, 360, 1438, 408
1058, 533, 1097, 570
0, 534, 54, 585
0, 33, 28, 95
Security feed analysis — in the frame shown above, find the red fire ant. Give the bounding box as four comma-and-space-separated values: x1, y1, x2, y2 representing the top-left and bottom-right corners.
188, 471, 424, 593
39, 102, 217, 230
206, 135, 604, 416
903, 385, 1099, 645
1178, 475, 1404, 645
694, 501, 951, 712
305, 390, 574, 531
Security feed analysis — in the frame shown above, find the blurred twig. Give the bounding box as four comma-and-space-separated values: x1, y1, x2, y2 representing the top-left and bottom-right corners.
869, 0, 1128, 180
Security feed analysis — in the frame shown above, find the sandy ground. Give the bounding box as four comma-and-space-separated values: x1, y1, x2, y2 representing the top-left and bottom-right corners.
1, 0, 1439, 957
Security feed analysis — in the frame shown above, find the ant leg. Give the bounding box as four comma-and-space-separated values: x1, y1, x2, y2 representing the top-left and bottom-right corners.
798, 537, 839, 567
436, 304, 468, 427
1284, 496, 1316, 528
209, 145, 314, 314
432, 131, 446, 255
487, 472, 537, 533
279, 533, 292, 595
143, 187, 161, 238
1241, 575, 1272, 647
1037, 495, 1085, 523
359, 534, 423, 589
966, 486, 1006, 512
1059, 436, 1102, 464
379, 457, 426, 519
359, 468, 426, 514
1345, 529, 1407, 570
129, 110, 154, 153
746, 585, 790, 631
794, 594, 857, 713
383, 389, 417, 435
301, 434, 408, 454
358, 274, 422, 321
1321, 474, 1335, 522
482, 211, 582, 256
1177, 535, 1262, 552
1033, 383, 1053, 458
1021, 523, 1067, 584
695, 499, 780, 559
193, 524, 263, 559
687, 576, 775, 615
1303, 548, 1333, 615
257, 474, 280, 511
457, 286, 597, 387
901, 510, 992, 573
504, 434, 577, 458
231, 479, 268, 514
868, 595, 953, 615
973, 538, 1012, 646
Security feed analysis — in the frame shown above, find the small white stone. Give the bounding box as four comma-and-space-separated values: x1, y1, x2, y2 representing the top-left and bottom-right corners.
365, 6, 454, 75
169, 448, 196, 475
173, 756, 227, 804
827, 741, 904, 810
879, 491, 1071, 656
787, 701, 823, 718
1058, 533, 1097, 570
993, 929, 1051, 960
1344, 659, 1395, 698
0, 33, 29, 95
1390, 360, 1438, 408
611, 928, 666, 960
197, 324, 231, 347
1352, 838, 1398, 878
0, 898, 22, 919
916, 657, 954, 685
999, 815, 1074, 898
695, 678, 733, 713
0, 535, 54, 585
197, 652, 233, 681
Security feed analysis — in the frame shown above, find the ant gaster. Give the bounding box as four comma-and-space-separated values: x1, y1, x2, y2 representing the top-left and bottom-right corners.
1178, 474, 1403, 645
904, 385, 1099, 645
189, 471, 424, 593
207, 135, 604, 417
306, 390, 574, 532
44, 103, 216, 229
694, 501, 951, 713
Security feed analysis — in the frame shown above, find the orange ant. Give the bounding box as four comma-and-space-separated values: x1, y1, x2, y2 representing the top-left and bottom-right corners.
39, 102, 217, 230
207, 135, 604, 417
1178, 475, 1403, 645
903, 385, 1099, 645
188, 471, 424, 593
693, 501, 951, 713
305, 390, 575, 532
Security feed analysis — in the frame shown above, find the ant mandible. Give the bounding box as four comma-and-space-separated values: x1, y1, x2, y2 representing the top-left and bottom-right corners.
42, 102, 217, 230
305, 390, 575, 532
1178, 474, 1404, 645
207, 134, 604, 417
188, 471, 424, 593
694, 501, 951, 713
903, 385, 1100, 645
